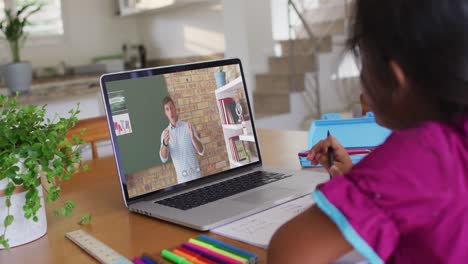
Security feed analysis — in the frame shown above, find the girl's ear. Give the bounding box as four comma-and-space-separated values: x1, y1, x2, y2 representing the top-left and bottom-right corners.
389, 60, 409, 99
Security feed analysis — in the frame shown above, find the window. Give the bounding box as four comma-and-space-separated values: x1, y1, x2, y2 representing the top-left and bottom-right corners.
1, 0, 63, 37
0, 1, 4, 21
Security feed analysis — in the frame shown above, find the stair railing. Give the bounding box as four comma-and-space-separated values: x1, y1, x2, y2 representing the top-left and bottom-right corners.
287, 0, 351, 125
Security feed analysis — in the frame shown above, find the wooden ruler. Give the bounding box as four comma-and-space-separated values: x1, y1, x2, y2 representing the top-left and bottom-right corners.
66, 229, 133, 264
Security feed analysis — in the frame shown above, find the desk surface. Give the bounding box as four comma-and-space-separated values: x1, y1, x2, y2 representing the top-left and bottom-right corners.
0, 128, 312, 263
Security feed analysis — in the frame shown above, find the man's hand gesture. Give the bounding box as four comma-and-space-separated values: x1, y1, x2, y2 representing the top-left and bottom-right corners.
163, 128, 170, 146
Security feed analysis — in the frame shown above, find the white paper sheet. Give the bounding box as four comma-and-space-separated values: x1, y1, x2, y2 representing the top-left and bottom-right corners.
211, 195, 368, 264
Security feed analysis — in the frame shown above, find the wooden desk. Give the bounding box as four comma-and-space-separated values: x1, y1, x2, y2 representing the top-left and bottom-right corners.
0, 129, 311, 263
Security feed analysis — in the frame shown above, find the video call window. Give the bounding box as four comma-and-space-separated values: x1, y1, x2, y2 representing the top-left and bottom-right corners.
105, 64, 259, 198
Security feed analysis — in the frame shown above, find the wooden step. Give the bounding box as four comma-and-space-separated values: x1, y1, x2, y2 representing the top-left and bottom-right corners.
255, 73, 305, 94
303, 4, 349, 24
279, 36, 332, 56
319, 0, 354, 8
269, 55, 316, 74
294, 19, 346, 38
310, 19, 346, 37
253, 93, 290, 115
319, 0, 341, 5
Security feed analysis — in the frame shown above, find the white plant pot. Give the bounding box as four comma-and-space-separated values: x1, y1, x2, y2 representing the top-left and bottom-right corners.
0, 167, 47, 249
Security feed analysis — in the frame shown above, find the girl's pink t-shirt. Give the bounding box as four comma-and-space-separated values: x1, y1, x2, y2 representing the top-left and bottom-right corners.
313, 116, 468, 264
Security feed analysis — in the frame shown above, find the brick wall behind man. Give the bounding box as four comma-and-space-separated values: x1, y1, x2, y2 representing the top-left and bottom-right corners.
164, 67, 231, 177
126, 65, 242, 198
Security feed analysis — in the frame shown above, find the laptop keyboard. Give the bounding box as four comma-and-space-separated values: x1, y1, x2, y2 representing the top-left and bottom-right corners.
155, 171, 292, 210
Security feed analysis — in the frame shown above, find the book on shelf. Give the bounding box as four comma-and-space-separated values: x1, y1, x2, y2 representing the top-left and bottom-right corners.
229, 137, 238, 161
234, 139, 247, 161
221, 98, 230, 124
218, 98, 239, 125
217, 100, 226, 124
229, 136, 247, 162
226, 100, 238, 124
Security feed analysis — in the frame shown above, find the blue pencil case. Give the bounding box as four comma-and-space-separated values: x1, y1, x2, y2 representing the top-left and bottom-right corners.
299, 112, 392, 168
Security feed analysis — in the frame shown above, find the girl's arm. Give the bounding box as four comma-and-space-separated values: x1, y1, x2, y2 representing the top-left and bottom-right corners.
268, 205, 352, 264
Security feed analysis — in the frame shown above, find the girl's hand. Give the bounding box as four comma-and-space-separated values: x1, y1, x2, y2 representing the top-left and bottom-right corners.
307, 135, 353, 176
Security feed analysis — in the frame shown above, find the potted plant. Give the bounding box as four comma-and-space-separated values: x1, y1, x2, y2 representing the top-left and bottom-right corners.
0, 95, 91, 249
0, 1, 43, 94
214, 66, 226, 88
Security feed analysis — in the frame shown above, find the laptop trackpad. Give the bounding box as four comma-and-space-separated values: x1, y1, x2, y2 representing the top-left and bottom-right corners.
232, 187, 295, 204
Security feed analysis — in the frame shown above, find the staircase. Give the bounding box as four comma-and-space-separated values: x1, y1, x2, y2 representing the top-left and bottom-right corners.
254, 39, 326, 118
253, 0, 359, 128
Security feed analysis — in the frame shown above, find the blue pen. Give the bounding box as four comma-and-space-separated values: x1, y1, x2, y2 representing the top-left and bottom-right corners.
197, 235, 257, 262
140, 256, 156, 264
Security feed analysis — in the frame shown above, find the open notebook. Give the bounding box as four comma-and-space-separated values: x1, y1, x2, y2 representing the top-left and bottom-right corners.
211, 195, 368, 264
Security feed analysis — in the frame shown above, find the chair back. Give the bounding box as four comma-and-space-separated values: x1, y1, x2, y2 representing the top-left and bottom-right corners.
66, 116, 110, 159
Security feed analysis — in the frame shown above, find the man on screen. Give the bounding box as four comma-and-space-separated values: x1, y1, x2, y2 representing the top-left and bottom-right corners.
159, 96, 205, 183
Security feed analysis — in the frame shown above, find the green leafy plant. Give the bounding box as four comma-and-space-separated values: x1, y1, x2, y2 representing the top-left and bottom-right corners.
0, 1, 44, 63
0, 95, 91, 249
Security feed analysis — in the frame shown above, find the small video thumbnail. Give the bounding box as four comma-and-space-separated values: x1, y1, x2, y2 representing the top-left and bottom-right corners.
112, 113, 133, 136
109, 90, 128, 114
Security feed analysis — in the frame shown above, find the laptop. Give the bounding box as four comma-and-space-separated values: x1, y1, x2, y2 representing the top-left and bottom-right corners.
99, 58, 328, 230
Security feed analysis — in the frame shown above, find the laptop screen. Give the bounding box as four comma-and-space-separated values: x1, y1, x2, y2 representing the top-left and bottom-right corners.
100, 59, 261, 201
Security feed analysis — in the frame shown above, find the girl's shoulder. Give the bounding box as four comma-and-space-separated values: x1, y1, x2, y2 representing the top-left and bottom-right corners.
387, 116, 467, 153
347, 116, 468, 195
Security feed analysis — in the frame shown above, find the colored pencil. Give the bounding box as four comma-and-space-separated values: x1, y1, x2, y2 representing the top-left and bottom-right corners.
182, 242, 238, 264
189, 238, 248, 264
132, 257, 146, 264
196, 235, 257, 263
173, 248, 212, 264
175, 247, 218, 264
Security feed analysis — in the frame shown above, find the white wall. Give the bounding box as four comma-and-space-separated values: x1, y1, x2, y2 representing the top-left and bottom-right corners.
271, 0, 289, 41
0, 0, 141, 68
271, 0, 320, 41
318, 34, 361, 114
0, 0, 226, 68
137, 1, 225, 60
36, 92, 105, 120
222, 0, 275, 106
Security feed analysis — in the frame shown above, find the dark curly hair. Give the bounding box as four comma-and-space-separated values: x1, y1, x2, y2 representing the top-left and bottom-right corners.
348, 0, 468, 121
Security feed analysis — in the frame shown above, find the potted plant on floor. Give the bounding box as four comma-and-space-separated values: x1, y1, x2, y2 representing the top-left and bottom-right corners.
0, 95, 91, 249
0, 1, 43, 94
